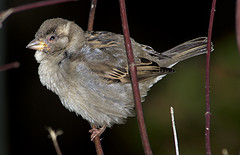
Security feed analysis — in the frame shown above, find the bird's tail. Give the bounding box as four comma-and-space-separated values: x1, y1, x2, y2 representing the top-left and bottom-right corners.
159, 37, 213, 67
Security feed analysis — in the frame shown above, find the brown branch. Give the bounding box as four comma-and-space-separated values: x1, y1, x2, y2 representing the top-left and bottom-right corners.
119, 0, 152, 155
0, 61, 20, 72
87, 0, 97, 31
0, 0, 77, 25
236, 0, 240, 54
13, 0, 77, 13
86, 1, 104, 155
91, 125, 104, 155
205, 0, 216, 154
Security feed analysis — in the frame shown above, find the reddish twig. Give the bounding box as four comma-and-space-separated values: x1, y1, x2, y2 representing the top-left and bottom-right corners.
91, 125, 104, 155
0, 0, 76, 24
13, 0, 77, 13
119, 0, 152, 155
205, 0, 216, 154
236, 0, 240, 54
86, 1, 104, 154
0, 61, 20, 72
87, 0, 97, 31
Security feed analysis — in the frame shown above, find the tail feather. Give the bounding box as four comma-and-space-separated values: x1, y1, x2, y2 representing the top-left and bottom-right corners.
159, 37, 213, 67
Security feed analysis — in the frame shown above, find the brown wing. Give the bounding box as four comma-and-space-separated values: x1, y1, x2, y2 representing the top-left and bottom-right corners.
95, 57, 175, 84
84, 31, 175, 84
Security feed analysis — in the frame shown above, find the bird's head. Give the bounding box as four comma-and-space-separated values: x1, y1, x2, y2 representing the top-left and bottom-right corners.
26, 18, 85, 62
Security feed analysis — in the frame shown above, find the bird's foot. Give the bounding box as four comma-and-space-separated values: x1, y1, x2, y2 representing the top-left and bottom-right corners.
89, 125, 106, 141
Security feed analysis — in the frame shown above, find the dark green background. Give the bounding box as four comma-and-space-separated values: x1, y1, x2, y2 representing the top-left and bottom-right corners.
1, 0, 239, 154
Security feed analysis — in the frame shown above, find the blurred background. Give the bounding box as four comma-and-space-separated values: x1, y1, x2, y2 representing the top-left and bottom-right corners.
0, 0, 239, 154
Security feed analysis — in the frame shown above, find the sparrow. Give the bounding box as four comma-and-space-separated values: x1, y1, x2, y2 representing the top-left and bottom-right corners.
26, 18, 213, 136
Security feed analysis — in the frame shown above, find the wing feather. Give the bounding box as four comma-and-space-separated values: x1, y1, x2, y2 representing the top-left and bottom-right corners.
82, 31, 175, 84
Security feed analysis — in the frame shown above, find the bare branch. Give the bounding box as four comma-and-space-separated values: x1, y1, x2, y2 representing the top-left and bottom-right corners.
205, 0, 216, 154
0, 9, 13, 26
47, 127, 63, 155
222, 148, 229, 155
236, 0, 240, 54
119, 0, 152, 154
86, 1, 104, 154
0, 61, 20, 72
0, 0, 76, 25
170, 107, 179, 155
87, 0, 97, 31
91, 125, 104, 155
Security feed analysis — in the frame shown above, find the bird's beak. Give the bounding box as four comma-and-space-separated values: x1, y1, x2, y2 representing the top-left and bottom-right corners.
26, 39, 48, 51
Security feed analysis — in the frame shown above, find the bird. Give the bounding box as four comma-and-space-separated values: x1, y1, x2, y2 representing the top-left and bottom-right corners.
26, 18, 213, 139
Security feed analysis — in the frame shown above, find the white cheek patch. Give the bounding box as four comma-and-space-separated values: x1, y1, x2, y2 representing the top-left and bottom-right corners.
58, 22, 71, 36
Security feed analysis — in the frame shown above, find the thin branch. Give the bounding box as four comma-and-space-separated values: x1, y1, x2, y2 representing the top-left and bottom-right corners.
87, 0, 97, 31
0, 9, 13, 26
0, 61, 20, 72
91, 125, 104, 155
119, 0, 152, 155
47, 127, 63, 155
0, 0, 76, 25
236, 0, 240, 54
170, 107, 179, 155
86, 1, 104, 154
205, 0, 216, 154
13, 0, 77, 13
222, 148, 229, 155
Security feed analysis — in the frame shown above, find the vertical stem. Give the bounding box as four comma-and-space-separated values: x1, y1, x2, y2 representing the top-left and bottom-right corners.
86, 1, 103, 155
170, 107, 179, 155
87, 0, 97, 31
119, 0, 152, 155
205, 0, 216, 154
236, 0, 240, 54
47, 127, 63, 155
92, 125, 104, 155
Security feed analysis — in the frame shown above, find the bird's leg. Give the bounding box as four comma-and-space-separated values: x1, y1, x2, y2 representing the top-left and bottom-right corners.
89, 125, 106, 141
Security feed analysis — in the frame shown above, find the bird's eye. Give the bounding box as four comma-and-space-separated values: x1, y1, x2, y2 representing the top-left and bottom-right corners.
48, 35, 55, 42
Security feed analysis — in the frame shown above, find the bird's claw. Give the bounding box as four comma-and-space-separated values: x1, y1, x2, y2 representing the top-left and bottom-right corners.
89, 125, 106, 141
